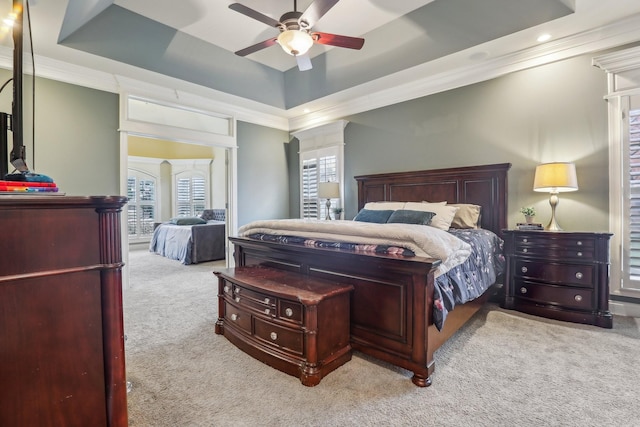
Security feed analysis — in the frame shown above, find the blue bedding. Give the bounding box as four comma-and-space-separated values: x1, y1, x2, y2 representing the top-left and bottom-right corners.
149, 220, 226, 264
433, 228, 505, 330
149, 223, 195, 264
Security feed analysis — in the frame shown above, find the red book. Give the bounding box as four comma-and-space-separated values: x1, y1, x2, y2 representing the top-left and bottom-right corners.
0, 180, 56, 187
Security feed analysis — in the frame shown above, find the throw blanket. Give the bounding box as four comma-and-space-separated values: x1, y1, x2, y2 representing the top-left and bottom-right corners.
237, 219, 471, 277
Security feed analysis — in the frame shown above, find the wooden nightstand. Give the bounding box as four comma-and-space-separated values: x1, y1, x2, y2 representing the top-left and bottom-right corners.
501, 230, 613, 328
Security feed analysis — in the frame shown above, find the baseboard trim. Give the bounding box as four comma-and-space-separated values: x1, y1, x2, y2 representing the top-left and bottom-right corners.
609, 300, 640, 318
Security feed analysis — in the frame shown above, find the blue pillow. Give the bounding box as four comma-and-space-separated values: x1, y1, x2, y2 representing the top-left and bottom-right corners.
353, 209, 394, 223
170, 217, 207, 225
386, 209, 435, 225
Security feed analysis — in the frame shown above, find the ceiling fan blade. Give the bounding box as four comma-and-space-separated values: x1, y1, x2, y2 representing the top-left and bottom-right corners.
235, 38, 278, 57
312, 32, 365, 50
299, 0, 339, 29
228, 3, 281, 28
296, 54, 312, 71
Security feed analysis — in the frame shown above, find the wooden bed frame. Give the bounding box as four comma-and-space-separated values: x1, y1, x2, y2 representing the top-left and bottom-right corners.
229, 163, 511, 386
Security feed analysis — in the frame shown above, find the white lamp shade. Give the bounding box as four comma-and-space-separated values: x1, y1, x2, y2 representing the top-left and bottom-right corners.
277, 30, 314, 56
318, 182, 340, 199
533, 162, 578, 193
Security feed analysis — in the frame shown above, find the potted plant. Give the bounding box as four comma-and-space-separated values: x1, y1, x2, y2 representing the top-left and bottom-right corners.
332, 207, 344, 220
520, 206, 536, 224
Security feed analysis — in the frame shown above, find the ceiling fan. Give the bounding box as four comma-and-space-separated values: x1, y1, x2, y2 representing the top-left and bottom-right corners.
229, 0, 365, 71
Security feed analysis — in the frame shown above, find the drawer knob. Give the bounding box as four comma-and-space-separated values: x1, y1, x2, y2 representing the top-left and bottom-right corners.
270, 332, 278, 341
577, 252, 583, 257
522, 248, 528, 253
521, 266, 528, 273
264, 308, 271, 315
574, 295, 583, 302
264, 297, 270, 304
223, 285, 231, 293
522, 238, 528, 243
235, 287, 241, 294
520, 287, 527, 294
575, 272, 583, 280
235, 297, 241, 303
577, 241, 583, 246
285, 308, 293, 317
230, 313, 238, 321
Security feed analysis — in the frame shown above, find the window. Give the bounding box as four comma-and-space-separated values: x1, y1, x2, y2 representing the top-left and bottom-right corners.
623, 97, 640, 289
294, 121, 346, 220
301, 149, 339, 219
176, 173, 206, 217
127, 170, 157, 240
593, 47, 640, 301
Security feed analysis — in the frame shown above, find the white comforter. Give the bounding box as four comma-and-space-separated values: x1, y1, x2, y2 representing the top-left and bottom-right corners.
237, 219, 471, 277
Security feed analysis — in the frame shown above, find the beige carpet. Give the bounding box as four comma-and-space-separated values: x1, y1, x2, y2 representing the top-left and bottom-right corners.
123, 248, 640, 427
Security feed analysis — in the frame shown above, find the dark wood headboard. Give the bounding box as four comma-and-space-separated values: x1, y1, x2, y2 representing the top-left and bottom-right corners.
354, 163, 511, 236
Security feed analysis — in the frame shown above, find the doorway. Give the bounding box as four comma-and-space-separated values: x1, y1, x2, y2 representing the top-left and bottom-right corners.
119, 94, 238, 271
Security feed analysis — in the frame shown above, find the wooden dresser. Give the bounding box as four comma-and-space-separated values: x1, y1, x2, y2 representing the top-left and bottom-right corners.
214, 266, 353, 386
0, 195, 128, 427
501, 230, 613, 328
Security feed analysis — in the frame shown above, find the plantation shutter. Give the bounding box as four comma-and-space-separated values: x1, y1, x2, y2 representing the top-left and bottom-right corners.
127, 177, 137, 236
176, 174, 207, 217
627, 106, 640, 280
302, 159, 318, 218
300, 149, 338, 219
127, 171, 157, 239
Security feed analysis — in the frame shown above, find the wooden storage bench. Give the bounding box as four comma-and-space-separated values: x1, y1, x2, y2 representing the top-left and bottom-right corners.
214, 265, 353, 386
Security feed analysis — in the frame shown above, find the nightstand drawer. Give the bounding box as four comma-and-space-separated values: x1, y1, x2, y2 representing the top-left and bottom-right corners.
254, 316, 304, 355
515, 259, 594, 287
514, 279, 593, 310
514, 241, 596, 261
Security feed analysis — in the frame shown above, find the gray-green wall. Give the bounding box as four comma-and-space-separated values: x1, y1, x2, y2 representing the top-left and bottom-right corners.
0, 50, 614, 233
0, 70, 120, 196
236, 121, 290, 226
293, 53, 609, 232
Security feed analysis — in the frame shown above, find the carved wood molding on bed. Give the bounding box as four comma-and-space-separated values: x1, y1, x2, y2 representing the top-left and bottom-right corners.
355, 163, 510, 236
229, 163, 511, 387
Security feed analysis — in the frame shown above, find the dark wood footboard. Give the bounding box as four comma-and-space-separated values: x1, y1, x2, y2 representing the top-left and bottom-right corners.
231, 236, 444, 386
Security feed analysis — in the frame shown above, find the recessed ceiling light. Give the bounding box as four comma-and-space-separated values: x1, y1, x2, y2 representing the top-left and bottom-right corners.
537, 34, 551, 43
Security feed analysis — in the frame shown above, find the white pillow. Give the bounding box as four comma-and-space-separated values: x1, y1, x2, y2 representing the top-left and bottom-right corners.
404, 202, 459, 230
363, 201, 406, 211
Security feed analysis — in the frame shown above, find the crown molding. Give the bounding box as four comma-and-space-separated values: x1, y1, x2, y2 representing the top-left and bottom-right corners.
287, 13, 640, 131
592, 44, 640, 73
0, 46, 289, 131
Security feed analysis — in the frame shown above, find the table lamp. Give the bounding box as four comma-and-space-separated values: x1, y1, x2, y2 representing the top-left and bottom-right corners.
318, 182, 340, 220
533, 162, 578, 231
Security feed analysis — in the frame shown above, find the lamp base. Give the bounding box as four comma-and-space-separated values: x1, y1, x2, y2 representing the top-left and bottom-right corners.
545, 219, 563, 231
325, 198, 332, 220
544, 192, 562, 231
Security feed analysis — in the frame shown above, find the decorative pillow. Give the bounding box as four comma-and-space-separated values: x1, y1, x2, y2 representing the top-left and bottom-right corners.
386, 209, 435, 225
404, 202, 459, 230
363, 201, 406, 211
200, 209, 215, 221
449, 204, 482, 229
200, 209, 226, 221
169, 216, 207, 225
353, 209, 395, 223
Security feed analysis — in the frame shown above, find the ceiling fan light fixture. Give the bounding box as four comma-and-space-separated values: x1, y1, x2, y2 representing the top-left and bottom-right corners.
277, 29, 314, 56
